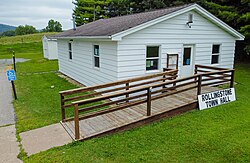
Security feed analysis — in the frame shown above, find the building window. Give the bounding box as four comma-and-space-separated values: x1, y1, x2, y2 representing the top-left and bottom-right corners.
68, 42, 72, 60
94, 45, 100, 68
146, 46, 159, 71
211, 44, 220, 64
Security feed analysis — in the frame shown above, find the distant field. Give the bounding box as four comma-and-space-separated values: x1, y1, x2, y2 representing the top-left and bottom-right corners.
0, 32, 57, 45
0, 32, 57, 59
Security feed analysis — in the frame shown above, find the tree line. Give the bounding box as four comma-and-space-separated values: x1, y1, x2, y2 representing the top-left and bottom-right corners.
1, 19, 63, 37
73, 0, 250, 61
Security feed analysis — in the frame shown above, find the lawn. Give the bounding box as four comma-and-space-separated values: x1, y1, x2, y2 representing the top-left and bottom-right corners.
23, 63, 250, 163
0, 34, 78, 133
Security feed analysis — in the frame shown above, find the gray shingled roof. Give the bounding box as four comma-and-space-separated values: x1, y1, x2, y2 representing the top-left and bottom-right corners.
55, 4, 193, 38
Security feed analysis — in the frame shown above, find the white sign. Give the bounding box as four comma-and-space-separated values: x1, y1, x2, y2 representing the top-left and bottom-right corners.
198, 88, 236, 110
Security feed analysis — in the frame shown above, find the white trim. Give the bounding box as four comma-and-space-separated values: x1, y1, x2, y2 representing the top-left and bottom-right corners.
111, 4, 244, 41
55, 36, 112, 40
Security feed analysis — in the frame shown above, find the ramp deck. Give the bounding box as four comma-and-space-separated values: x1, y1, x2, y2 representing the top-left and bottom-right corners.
61, 86, 219, 140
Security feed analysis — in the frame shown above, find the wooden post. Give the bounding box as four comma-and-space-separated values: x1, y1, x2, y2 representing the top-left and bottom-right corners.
194, 65, 198, 74
194, 65, 198, 82
11, 81, 17, 100
162, 74, 166, 90
173, 71, 177, 87
126, 82, 129, 102
60, 94, 65, 122
74, 104, 80, 140
197, 75, 202, 96
230, 70, 235, 88
147, 87, 152, 116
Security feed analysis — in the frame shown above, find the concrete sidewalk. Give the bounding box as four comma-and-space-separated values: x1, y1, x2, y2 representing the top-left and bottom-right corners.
0, 125, 21, 163
20, 123, 72, 156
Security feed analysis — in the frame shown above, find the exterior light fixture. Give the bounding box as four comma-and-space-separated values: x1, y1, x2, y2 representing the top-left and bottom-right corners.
186, 14, 193, 28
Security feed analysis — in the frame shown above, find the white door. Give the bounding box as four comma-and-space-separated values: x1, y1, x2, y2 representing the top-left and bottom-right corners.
181, 45, 195, 77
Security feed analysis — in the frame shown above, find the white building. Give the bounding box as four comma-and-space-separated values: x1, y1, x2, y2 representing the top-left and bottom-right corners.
54, 3, 244, 86
42, 35, 58, 60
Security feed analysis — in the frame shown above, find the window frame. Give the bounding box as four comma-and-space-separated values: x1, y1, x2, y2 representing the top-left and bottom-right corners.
211, 44, 221, 64
68, 41, 73, 60
93, 44, 100, 68
146, 46, 160, 71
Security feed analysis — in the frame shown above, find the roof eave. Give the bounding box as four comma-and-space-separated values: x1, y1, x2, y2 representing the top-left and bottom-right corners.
54, 36, 112, 40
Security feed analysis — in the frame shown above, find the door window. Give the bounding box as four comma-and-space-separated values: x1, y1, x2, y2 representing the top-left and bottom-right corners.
183, 47, 191, 66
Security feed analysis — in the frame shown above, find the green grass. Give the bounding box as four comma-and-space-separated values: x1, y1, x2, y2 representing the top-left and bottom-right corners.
14, 70, 77, 133
13, 57, 77, 133
0, 34, 78, 133
0, 32, 57, 45
0, 42, 43, 59
23, 63, 250, 162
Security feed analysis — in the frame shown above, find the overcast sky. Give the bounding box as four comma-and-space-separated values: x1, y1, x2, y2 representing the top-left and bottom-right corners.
0, 0, 74, 30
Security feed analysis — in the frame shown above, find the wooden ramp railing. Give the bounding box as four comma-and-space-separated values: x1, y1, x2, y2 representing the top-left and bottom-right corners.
195, 65, 234, 87
60, 69, 178, 122
60, 65, 235, 140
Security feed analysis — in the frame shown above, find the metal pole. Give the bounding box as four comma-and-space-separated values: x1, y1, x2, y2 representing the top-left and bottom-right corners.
13, 51, 16, 72
11, 81, 17, 100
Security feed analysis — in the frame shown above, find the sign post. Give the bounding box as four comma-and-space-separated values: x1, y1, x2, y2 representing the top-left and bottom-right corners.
198, 88, 236, 110
12, 51, 16, 72
6, 70, 17, 100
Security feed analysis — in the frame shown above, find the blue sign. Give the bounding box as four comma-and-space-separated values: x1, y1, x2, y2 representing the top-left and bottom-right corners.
6, 70, 16, 81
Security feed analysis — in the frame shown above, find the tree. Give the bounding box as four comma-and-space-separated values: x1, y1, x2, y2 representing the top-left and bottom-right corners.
43, 19, 63, 32
1, 30, 16, 37
15, 25, 37, 35
73, 0, 111, 26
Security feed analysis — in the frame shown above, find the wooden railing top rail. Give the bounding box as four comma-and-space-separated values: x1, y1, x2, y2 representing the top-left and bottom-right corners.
200, 69, 234, 76
60, 69, 178, 96
195, 64, 233, 71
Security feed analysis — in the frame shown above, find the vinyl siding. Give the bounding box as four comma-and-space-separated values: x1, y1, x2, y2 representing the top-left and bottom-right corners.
117, 10, 236, 80
58, 40, 118, 86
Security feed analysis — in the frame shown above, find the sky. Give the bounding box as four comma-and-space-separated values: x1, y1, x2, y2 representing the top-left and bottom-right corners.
0, 0, 74, 30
